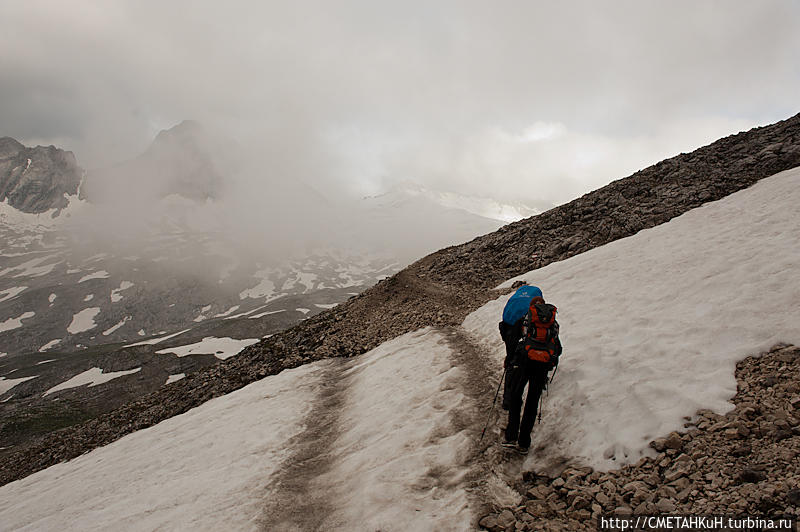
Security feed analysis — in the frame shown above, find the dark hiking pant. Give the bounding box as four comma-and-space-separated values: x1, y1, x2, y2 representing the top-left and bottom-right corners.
500, 320, 523, 410
504, 362, 550, 448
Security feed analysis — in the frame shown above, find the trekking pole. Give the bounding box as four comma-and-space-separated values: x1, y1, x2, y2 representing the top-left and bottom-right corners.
478, 367, 507, 445
539, 365, 558, 425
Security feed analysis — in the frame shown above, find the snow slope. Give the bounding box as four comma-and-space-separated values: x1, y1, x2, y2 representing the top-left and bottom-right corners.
0, 167, 798, 529
464, 166, 800, 470
0, 329, 470, 531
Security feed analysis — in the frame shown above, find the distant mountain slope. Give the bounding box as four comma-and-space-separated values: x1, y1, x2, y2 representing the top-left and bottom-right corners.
81, 120, 228, 203
0, 137, 82, 213
2, 111, 800, 486
418, 112, 800, 287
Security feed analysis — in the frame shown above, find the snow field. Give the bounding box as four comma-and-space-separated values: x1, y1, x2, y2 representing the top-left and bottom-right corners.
0, 375, 37, 396
78, 270, 109, 283
0, 255, 61, 278
43, 367, 142, 397
165, 373, 185, 384
0, 362, 324, 531
102, 316, 131, 336
464, 167, 800, 471
0, 311, 35, 332
123, 328, 190, 347
66, 307, 101, 334
155, 337, 260, 360
0, 286, 27, 303
248, 308, 284, 319
0, 328, 474, 530
38, 339, 61, 352
110, 281, 134, 302
312, 328, 472, 531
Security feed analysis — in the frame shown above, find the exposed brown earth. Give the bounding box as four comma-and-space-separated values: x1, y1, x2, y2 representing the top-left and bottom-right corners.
478, 344, 800, 531
1, 112, 799, 488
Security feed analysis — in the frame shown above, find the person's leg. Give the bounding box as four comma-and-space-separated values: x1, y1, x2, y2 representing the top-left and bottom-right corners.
517, 368, 549, 449
501, 339, 517, 410
504, 366, 527, 443
501, 324, 522, 410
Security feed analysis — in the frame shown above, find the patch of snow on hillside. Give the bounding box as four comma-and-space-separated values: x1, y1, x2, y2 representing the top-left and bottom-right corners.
0, 375, 37, 395
110, 281, 134, 303
43, 367, 141, 397
0, 286, 27, 303
213, 305, 240, 318
1, 255, 61, 278
314, 303, 337, 309
156, 337, 259, 360
67, 308, 101, 334
83, 294, 94, 302
224, 305, 268, 320
0, 311, 35, 332
39, 339, 61, 352
283, 271, 318, 292
248, 309, 285, 319
36, 359, 56, 365
78, 271, 110, 283
193, 304, 212, 322
165, 373, 185, 385
463, 166, 800, 472
0, 361, 322, 530
48, 293, 56, 303
124, 329, 190, 347
296, 308, 310, 314
239, 269, 277, 300
103, 316, 131, 336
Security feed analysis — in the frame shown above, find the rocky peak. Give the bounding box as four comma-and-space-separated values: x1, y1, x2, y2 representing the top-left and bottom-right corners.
0, 137, 25, 159
0, 137, 83, 214
83, 120, 225, 203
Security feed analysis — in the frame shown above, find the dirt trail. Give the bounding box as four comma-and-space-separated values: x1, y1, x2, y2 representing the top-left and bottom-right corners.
440, 326, 530, 523
257, 358, 352, 532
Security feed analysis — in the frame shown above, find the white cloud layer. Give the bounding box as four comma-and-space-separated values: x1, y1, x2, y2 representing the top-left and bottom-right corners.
1, 0, 798, 206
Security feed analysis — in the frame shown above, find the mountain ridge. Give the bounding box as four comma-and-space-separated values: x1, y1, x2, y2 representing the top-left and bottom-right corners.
1, 111, 800, 487
0, 137, 82, 214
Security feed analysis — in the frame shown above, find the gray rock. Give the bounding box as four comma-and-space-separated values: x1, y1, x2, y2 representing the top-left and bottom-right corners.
664, 432, 684, 450
655, 498, 676, 513
479, 514, 499, 530
496, 509, 516, 529
736, 469, 767, 484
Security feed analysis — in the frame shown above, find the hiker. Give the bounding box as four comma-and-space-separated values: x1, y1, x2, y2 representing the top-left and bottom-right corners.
499, 284, 561, 454
498, 283, 542, 409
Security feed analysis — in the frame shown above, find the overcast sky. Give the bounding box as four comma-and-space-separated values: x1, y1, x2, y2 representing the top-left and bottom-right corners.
2, 0, 799, 206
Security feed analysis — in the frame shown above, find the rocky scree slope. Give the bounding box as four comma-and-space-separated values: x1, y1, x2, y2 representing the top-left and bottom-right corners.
2, 113, 800, 486
0, 137, 82, 213
478, 344, 800, 531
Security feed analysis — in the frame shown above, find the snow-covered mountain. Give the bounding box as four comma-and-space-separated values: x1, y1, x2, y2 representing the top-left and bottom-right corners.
1, 164, 797, 530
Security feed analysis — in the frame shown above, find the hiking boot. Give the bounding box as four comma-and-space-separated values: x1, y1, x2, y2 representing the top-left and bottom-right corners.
517, 445, 529, 455
501, 439, 517, 449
